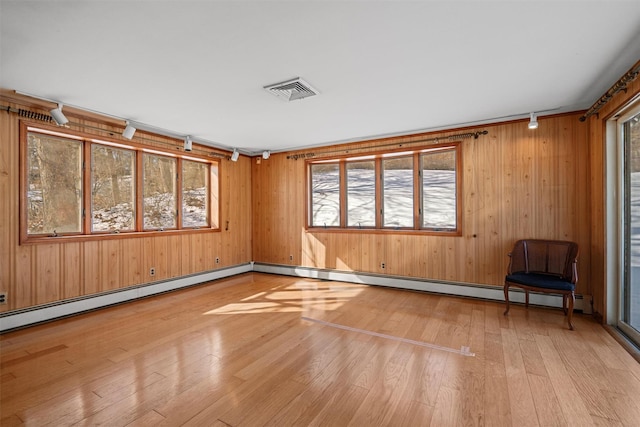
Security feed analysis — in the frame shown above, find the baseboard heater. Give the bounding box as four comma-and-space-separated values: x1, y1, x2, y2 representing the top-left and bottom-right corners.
0, 263, 252, 333
0, 262, 589, 333
253, 262, 590, 313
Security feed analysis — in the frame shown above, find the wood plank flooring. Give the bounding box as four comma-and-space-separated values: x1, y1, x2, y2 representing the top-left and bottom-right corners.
2, 272, 640, 426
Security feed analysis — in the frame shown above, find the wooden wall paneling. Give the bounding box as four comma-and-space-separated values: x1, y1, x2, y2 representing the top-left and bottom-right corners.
223, 157, 242, 266
342, 232, 357, 271
589, 117, 606, 316
1, 92, 253, 312
0, 101, 16, 311
221, 158, 233, 267
35, 244, 61, 305
498, 127, 517, 250
152, 235, 168, 279
99, 239, 121, 291
572, 120, 591, 296
14, 246, 33, 310
283, 156, 302, 266
480, 130, 502, 286
122, 238, 143, 286
62, 242, 83, 299
388, 235, 405, 277
167, 235, 183, 278
251, 156, 264, 262
462, 136, 485, 285
189, 233, 204, 272
83, 240, 101, 295
358, 234, 373, 273
251, 113, 592, 292
516, 127, 536, 240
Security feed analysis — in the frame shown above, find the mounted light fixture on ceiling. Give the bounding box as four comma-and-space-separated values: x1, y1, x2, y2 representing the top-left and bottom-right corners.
528, 112, 538, 130
230, 149, 239, 162
184, 135, 192, 152
262, 150, 270, 160
49, 103, 69, 126
122, 121, 136, 139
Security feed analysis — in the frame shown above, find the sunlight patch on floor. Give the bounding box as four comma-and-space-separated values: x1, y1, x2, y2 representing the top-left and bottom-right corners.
203, 280, 365, 315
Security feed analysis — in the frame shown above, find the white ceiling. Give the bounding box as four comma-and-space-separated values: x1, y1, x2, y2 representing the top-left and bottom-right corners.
2, 1, 640, 155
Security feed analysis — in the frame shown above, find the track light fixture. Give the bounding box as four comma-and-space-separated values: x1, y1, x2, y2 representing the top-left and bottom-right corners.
528, 112, 538, 130
230, 149, 239, 162
49, 103, 69, 126
122, 121, 136, 139
184, 136, 192, 152
262, 150, 270, 160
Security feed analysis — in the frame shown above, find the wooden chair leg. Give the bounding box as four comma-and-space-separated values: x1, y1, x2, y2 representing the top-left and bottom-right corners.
567, 292, 575, 330
562, 294, 568, 315
525, 290, 529, 308
503, 284, 510, 315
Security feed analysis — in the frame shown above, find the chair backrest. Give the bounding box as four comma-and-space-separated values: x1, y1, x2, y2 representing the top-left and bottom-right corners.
508, 239, 579, 282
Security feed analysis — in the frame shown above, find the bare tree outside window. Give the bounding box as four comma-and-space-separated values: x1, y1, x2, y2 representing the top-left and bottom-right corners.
91, 144, 135, 232
27, 133, 83, 235
143, 153, 177, 230
182, 160, 209, 227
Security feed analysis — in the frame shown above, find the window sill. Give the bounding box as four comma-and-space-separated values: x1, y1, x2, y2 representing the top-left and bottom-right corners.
20, 227, 221, 245
305, 227, 462, 237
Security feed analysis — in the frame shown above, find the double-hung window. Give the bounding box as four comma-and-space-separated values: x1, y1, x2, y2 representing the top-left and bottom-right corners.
307, 144, 460, 234
22, 125, 219, 241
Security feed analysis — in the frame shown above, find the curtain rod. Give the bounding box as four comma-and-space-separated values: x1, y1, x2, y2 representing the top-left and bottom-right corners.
1, 104, 228, 159
286, 130, 488, 160
579, 61, 640, 122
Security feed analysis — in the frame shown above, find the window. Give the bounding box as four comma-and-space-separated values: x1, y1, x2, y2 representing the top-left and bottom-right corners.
91, 144, 135, 232
26, 132, 83, 235
422, 149, 457, 229
617, 102, 640, 347
346, 159, 375, 227
382, 154, 414, 228
143, 153, 177, 230
307, 144, 460, 233
182, 159, 210, 228
22, 125, 220, 241
310, 162, 340, 227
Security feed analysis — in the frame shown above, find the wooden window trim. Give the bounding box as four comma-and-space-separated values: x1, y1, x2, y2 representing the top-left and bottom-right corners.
305, 142, 462, 236
19, 121, 221, 245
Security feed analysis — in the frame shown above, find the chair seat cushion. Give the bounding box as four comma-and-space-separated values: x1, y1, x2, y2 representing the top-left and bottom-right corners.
506, 272, 575, 292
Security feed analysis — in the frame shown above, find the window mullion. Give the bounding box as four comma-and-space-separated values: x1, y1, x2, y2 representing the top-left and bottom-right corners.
135, 151, 144, 231
177, 158, 183, 229
83, 141, 92, 234
339, 161, 347, 227
413, 153, 420, 230
375, 158, 382, 228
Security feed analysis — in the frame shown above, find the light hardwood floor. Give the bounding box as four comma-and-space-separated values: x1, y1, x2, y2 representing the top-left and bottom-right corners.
2, 273, 640, 426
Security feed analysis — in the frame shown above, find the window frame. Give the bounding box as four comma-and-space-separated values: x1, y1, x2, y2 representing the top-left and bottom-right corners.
20, 122, 221, 244
305, 143, 462, 235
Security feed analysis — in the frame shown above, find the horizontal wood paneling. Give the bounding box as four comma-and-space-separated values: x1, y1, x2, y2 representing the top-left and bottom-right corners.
0, 93, 252, 312
252, 114, 593, 296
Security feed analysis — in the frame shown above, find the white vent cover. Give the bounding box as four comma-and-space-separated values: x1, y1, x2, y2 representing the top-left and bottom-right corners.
264, 77, 319, 101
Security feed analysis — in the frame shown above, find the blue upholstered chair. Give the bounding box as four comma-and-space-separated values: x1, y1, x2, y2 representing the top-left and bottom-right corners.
503, 239, 579, 330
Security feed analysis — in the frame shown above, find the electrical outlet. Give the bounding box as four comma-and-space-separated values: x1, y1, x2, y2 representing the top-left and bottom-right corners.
289, 255, 293, 261
215, 257, 220, 264
381, 262, 385, 269
149, 268, 156, 276
0, 291, 7, 305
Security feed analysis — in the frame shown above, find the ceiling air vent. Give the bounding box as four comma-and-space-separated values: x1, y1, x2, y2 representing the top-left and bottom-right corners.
264, 77, 319, 101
